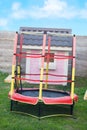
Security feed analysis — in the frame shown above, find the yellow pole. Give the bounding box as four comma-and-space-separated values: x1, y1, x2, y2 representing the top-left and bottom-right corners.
71, 35, 76, 99
17, 65, 21, 85
39, 32, 47, 100
10, 65, 15, 95
17, 34, 23, 86
45, 36, 51, 89
10, 32, 18, 95
45, 64, 49, 88
39, 68, 44, 99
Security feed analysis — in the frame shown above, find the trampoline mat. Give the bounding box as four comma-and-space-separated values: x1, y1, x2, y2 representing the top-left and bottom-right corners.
18, 89, 70, 98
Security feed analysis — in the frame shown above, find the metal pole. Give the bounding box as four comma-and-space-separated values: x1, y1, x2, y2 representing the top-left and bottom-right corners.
71, 35, 76, 99
45, 36, 51, 89
39, 31, 47, 100
10, 32, 18, 95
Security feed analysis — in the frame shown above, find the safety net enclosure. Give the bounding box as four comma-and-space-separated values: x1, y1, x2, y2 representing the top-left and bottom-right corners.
8, 27, 78, 118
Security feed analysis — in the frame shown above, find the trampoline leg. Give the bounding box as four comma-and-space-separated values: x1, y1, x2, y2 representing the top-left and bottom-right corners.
70, 102, 74, 115
10, 100, 13, 111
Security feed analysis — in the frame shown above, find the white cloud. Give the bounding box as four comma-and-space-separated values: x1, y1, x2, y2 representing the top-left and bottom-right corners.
1, 0, 87, 31
12, 2, 21, 11
12, 9, 28, 19
10, 0, 78, 19
29, 0, 78, 19
43, 0, 67, 12
7, 0, 87, 21
0, 18, 8, 26
11, 2, 29, 19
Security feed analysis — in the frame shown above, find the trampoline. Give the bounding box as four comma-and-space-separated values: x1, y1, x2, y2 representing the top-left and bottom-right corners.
9, 88, 78, 105
9, 28, 78, 118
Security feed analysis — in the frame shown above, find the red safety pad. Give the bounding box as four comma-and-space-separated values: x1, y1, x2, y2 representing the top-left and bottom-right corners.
8, 90, 78, 105
9, 92, 38, 105
42, 94, 78, 105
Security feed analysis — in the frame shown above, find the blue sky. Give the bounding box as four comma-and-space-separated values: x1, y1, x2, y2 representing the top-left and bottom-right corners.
0, 0, 87, 35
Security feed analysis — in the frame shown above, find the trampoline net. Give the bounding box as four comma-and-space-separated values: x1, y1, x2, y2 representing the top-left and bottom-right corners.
14, 32, 73, 93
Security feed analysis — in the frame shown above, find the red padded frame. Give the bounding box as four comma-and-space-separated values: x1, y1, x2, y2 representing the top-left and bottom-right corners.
9, 88, 78, 105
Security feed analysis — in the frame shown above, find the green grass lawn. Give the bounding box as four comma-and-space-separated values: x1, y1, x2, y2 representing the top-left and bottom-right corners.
0, 72, 87, 130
